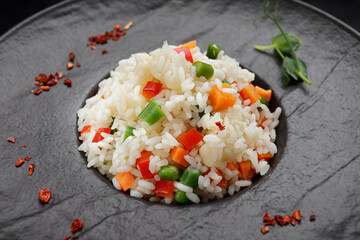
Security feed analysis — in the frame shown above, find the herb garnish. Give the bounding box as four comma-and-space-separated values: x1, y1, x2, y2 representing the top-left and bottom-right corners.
254, 1, 311, 85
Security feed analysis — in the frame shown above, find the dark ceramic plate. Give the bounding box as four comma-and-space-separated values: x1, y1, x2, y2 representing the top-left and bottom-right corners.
0, 0, 359, 239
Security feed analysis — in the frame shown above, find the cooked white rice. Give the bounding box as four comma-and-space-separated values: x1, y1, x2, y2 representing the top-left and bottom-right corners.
77, 41, 281, 204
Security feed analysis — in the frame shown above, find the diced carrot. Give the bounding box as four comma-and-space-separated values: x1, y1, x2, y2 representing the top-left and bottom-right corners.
227, 162, 241, 178
116, 172, 135, 191
80, 125, 91, 135
239, 161, 255, 180
178, 40, 196, 49
179, 129, 203, 150
239, 84, 261, 104
255, 86, 272, 101
209, 83, 237, 111
258, 152, 273, 161
170, 146, 190, 167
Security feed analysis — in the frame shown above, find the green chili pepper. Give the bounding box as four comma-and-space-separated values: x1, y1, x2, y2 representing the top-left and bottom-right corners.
158, 165, 179, 181
192, 61, 214, 80
206, 43, 222, 59
260, 96, 269, 106
180, 168, 201, 189
123, 126, 135, 141
138, 99, 165, 125
174, 190, 189, 204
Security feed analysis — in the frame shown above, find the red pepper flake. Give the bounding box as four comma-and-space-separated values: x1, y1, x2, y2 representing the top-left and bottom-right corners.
39, 188, 51, 203
62, 236, 71, 240
260, 226, 269, 234
69, 52, 75, 61
124, 21, 133, 30
15, 158, 25, 167
24, 156, 31, 161
47, 79, 57, 86
293, 209, 301, 222
30, 90, 35, 93
21, 144, 26, 148
310, 214, 316, 221
7, 136, 16, 143
274, 215, 284, 226
55, 72, 65, 79
263, 211, 271, 222
67, 62, 74, 70
102, 50, 108, 55
215, 121, 225, 131
70, 219, 83, 233
76, 62, 81, 67
28, 163, 35, 176
114, 24, 121, 31
291, 217, 296, 226
283, 215, 291, 225
34, 88, 43, 95
35, 81, 40, 86
64, 78, 72, 87
90, 44, 96, 50
40, 86, 50, 91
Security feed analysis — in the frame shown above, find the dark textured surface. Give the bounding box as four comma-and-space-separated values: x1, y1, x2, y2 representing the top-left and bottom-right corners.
0, 0, 359, 239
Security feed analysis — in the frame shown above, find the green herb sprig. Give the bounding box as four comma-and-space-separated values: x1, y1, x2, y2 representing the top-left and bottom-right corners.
254, 1, 311, 85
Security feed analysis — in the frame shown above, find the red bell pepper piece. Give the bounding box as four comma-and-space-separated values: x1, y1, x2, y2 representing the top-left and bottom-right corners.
142, 81, 163, 99
153, 180, 174, 198
174, 47, 194, 63
80, 125, 91, 135
137, 158, 155, 180
179, 129, 203, 150
92, 128, 111, 142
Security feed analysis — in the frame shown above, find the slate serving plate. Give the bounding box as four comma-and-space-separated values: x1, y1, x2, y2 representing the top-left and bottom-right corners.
0, 0, 359, 239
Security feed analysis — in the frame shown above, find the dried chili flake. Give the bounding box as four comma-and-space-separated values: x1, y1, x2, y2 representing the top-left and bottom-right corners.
64, 78, 72, 86
21, 144, 26, 148
310, 214, 316, 221
283, 215, 291, 225
263, 211, 271, 222
28, 163, 35, 175
290, 217, 296, 226
215, 121, 225, 131
34, 88, 43, 95
67, 62, 74, 70
124, 21, 133, 30
39, 188, 51, 203
40, 86, 50, 91
69, 52, 75, 61
90, 44, 96, 50
70, 219, 83, 233
7, 136, 16, 143
274, 215, 284, 226
47, 79, 57, 86
102, 50, 108, 55
76, 62, 81, 67
35, 81, 40, 86
293, 209, 301, 222
62, 236, 71, 240
114, 24, 121, 31
30, 90, 35, 93
24, 156, 31, 161
261, 226, 269, 234
15, 158, 25, 167
55, 72, 65, 79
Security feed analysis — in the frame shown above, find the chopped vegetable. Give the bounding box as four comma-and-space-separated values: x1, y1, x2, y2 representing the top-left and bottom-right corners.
239, 84, 261, 104
191, 61, 214, 80
80, 125, 91, 135
203, 169, 227, 188
255, 86, 272, 101
153, 180, 174, 198
206, 43, 222, 59
92, 128, 111, 142
222, 79, 230, 84
158, 165, 179, 181
260, 96, 269, 106
142, 81, 163, 99
180, 168, 201, 189
123, 126, 135, 141
258, 152, 273, 161
209, 83, 237, 111
238, 161, 255, 180
174, 190, 189, 204
170, 146, 190, 167
179, 129, 203, 150
227, 162, 241, 178
178, 40, 196, 49
138, 99, 165, 125
174, 47, 194, 63
115, 172, 135, 191
136, 154, 155, 180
